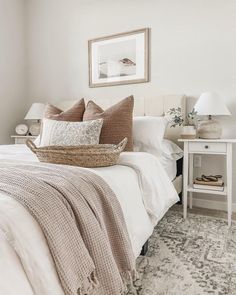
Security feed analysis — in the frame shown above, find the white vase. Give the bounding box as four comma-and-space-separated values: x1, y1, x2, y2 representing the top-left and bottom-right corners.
181, 126, 196, 139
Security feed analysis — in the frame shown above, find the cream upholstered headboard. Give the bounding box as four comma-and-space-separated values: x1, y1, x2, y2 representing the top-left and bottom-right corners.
56, 95, 186, 144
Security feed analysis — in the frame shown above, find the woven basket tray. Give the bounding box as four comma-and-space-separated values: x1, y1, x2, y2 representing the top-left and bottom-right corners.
26, 138, 127, 168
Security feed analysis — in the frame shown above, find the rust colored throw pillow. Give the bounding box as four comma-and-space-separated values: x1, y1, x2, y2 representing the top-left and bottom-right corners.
83, 96, 134, 151
44, 98, 85, 121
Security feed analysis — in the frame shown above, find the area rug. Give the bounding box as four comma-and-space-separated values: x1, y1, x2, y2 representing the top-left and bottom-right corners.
128, 209, 236, 295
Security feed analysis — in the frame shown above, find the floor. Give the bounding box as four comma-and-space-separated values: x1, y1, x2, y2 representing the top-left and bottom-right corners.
128, 205, 236, 295
172, 204, 236, 220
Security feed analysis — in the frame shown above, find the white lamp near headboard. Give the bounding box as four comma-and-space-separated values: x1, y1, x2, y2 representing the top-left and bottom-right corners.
194, 92, 231, 139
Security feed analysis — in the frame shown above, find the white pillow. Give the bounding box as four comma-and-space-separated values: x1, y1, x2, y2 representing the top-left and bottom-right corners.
161, 139, 183, 160
133, 116, 168, 157
40, 118, 103, 147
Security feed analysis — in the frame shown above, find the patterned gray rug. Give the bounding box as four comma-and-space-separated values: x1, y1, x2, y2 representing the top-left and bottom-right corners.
128, 209, 236, 295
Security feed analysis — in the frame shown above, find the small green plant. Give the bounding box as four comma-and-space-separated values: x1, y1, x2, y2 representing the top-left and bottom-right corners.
165, 107, 184, 128
187, 108, 198, 126
166, 107, 199, 127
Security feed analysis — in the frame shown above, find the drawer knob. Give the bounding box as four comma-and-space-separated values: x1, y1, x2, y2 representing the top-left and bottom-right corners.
205, 145, 209, 149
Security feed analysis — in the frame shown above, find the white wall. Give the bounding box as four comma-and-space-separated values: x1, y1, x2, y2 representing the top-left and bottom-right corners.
0, 0, 27, 144
27, 0, 236, 206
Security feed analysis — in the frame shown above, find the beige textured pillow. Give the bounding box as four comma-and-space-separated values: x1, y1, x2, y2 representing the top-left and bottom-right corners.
40, 118, 103, 147
44, 98, 85, 121
83, 96, 134, 151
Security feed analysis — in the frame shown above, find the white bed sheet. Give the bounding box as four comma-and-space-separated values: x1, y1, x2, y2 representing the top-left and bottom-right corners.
159, 156, 177, 181
0, 144, 179, 295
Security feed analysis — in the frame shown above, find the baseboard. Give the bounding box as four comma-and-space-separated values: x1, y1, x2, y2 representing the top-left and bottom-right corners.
192, 198, 236, 212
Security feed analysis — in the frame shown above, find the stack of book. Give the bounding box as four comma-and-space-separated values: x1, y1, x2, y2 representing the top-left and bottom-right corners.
193, 178, 224, 191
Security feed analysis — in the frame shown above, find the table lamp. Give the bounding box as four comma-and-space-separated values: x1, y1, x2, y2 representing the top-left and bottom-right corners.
194, 92, 231, 139
25, 103, 45, 136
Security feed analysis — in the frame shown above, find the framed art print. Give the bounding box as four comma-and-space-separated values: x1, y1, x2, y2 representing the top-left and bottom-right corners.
89, 28, 149, 87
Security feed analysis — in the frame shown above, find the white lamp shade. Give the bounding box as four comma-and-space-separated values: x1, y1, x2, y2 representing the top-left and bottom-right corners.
194, 92, 231, 116
25, 103, 45, 120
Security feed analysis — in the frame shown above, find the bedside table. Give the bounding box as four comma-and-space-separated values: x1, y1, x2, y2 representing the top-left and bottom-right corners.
11, 135, 37, 144
178, 138, 236, 226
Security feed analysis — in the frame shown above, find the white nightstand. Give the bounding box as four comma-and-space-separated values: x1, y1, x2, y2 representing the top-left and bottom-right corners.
11, 135, 37, 144
178, 138, 236, 227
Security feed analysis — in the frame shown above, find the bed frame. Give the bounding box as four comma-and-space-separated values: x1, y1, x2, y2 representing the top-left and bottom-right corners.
57, 95, 186, 256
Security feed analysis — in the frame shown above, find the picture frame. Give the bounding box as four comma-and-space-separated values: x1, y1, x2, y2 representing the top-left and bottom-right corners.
88, 28, 149, 88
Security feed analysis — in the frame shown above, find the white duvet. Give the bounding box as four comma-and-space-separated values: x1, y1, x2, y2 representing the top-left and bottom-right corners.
0, 144, 179, 295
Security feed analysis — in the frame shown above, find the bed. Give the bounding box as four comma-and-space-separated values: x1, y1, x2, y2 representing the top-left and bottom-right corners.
0, 95, 186, 295
57, 95, 185, 197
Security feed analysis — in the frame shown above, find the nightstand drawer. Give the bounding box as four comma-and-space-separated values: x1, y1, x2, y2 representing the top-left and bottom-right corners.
15, 138, 28, 144
189, 142, 226, 153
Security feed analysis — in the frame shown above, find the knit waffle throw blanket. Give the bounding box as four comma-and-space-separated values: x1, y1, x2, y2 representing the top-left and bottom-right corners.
0, 161, 136, 295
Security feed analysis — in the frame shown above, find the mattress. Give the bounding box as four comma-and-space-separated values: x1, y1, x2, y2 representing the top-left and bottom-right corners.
173, 175, 182, 195
159, 156, 182, 194
159, 156, 177, 181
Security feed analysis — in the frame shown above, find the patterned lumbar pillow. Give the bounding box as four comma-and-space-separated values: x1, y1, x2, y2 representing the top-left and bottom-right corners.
40, 99, 86, 145
40, 118, 103, 147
